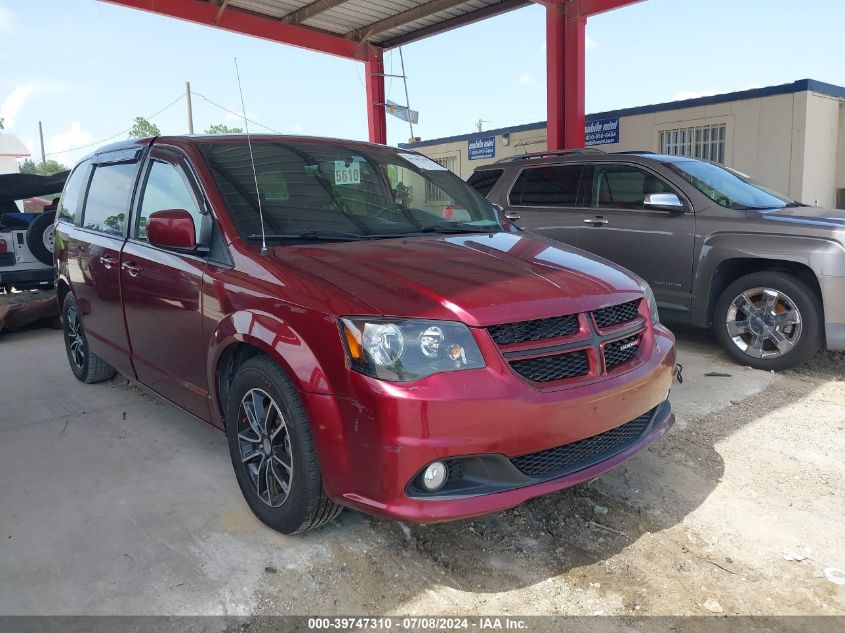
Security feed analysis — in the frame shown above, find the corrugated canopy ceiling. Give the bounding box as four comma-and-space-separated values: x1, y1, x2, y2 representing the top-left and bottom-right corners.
214, 0, 530, 48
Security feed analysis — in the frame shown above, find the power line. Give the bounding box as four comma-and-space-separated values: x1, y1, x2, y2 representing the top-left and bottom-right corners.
190, 91, 284, 134
46, 94, 186, 157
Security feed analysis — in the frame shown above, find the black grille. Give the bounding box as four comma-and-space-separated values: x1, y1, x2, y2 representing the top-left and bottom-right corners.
511, 408, 656, 477
593, 300, 640, 329
604, 334, 641, 370
509, 350, 589, 382
487, 314, 579, 346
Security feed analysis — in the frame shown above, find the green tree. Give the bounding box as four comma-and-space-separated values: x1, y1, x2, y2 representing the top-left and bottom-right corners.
19, 158, 69, 176
0, 117, 4, 130
128, 116, 160, 138
205, 123, 243, 134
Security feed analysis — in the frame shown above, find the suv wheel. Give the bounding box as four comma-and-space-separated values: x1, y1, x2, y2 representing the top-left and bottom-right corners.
27, 211, 56, 266
713, 272, 821, 371
62, 294, 116, 383
225, 356, 342, 534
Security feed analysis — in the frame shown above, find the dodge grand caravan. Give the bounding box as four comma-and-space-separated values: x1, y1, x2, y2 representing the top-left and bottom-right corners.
55, 136, 676, 533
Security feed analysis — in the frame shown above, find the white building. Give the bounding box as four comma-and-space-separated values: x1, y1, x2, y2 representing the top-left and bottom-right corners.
402, 79, 845, 209
0, 133, 31, 175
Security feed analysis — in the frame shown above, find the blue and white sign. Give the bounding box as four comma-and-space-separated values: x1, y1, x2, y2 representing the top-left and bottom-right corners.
585, 117, 620, 146
468, 136, 496, 160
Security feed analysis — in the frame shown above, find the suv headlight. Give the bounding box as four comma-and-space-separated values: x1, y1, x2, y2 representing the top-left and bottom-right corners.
638, 278, 660, 325
339, 318, 485, 381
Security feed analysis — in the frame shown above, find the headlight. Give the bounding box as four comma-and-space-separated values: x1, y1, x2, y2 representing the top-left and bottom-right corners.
339, 318, 485, 381
638, 278, 660, 325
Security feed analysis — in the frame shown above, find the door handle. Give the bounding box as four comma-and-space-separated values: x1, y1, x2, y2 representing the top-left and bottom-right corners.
99, 254, 116, 269
583, 216, 609, 226
505, 211, 521, 221
121, 261, 141, 277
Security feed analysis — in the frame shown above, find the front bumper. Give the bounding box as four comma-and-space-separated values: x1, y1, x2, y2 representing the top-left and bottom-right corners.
305, 324, 676, 523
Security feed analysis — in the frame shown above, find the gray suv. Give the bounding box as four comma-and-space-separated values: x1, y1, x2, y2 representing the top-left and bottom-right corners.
469, 150, 845, 371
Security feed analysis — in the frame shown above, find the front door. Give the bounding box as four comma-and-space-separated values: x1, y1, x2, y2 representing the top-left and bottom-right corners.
120, 148, 210, 419
577, 162, 695, 318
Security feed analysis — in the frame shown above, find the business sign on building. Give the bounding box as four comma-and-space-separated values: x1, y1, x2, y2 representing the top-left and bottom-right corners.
585, 117, 620, 146
468, 136, 496, 160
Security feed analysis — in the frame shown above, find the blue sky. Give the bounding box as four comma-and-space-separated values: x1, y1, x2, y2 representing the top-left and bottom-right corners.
0, 0, 841, 166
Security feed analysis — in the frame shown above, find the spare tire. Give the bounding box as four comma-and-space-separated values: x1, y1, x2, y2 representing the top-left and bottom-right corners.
26, 211, 56, 266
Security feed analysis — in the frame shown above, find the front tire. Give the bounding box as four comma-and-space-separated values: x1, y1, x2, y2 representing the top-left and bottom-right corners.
225, 356, 342, 534
713, 271, 821, 371
62, 294, 116, 383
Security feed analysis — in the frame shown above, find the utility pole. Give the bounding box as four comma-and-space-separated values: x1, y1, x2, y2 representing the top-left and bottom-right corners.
38, 121, 46, 166
186, 81, 194, 134
475, 119, 490, 133
398, 48, 414, 141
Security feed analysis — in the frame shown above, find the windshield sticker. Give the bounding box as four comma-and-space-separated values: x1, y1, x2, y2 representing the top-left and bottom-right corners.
398, 153, 448, 171
334, 160, 361, 186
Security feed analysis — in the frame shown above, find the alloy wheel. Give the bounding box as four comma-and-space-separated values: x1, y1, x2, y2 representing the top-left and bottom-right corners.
65, 305, 86, 368
725, 287, 802, 360
237, 388, 293, 507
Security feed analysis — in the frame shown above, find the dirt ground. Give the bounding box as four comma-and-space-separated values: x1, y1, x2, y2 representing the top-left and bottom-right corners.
1, 326, 843, 621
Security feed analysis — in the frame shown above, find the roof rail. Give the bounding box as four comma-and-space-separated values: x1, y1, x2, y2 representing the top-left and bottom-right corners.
612, 150, 656, 155
495, 147, 605, 163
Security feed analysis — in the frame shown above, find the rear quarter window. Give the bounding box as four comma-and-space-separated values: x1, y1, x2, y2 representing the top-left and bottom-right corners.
58, 160, 92, 226
466, 169, 504, 197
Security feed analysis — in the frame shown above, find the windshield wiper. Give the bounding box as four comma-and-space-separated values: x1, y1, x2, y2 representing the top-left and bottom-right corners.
419, 223, 501, 234
247, 230, 370, 242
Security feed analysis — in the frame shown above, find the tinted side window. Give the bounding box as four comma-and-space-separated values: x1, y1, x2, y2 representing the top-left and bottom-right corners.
58, 161, 92, 225
466, 169, 504, 197
137, 160, 203, 241
509, 165, 583, 206
591, 164, 676, 210
82, 163, 137, 236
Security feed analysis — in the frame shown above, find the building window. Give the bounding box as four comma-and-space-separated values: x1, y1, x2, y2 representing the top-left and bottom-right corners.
425, 156, 457, 202
659, 123, 726, 163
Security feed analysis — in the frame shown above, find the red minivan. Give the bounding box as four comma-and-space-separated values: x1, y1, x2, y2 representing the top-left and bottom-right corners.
54, 135, 676, 533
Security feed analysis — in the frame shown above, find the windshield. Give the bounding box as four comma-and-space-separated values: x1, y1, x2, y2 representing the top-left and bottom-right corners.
198, 139, 501, 241
666, 159, 796, 210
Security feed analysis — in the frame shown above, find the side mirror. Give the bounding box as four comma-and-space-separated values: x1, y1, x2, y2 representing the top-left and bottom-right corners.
147, 209, 196, 250
644, 193, 684, 211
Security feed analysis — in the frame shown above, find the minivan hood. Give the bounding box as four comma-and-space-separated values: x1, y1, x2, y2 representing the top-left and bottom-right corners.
270, 232, 641, 326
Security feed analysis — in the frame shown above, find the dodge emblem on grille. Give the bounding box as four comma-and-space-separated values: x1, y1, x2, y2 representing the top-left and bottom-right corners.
618, 339, 638, 351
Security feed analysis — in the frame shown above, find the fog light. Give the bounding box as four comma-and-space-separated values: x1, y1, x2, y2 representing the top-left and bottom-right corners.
421, 461, 448, 491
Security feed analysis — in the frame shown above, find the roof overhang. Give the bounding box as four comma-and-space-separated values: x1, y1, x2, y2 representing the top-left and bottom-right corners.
101, 0, 645, 55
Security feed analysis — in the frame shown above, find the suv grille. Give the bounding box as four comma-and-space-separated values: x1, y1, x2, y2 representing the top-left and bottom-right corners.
510, 408, 656, 478
593, 300, 640, 329
604, 334, 641, 370
509, 350, 589, 382
487, 314, 579, 346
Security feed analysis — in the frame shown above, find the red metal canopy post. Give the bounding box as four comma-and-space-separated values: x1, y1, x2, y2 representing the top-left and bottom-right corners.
365, 46, 388, 145
545, 0, 585, 150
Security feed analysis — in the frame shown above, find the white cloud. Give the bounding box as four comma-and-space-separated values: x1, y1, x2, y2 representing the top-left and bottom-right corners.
46, 122, 93, 164
518, 73, 536, 86
1, 84, 35, 128
0, 8, 13, 33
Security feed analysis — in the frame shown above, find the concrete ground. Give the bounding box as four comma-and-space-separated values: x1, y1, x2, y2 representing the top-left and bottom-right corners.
0, 326, 843, 617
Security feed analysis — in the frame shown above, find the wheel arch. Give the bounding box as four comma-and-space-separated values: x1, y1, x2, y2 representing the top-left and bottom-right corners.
691, 233, 837, 329
206, 310, 336, 429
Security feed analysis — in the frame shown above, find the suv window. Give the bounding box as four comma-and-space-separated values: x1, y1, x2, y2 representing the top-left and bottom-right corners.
58, 160, 92, 225
509, 165, 583, 206
590, 164, 676, 210
466, 169, 504, 197
137, 159, 203, 241
82, 162, 138, 236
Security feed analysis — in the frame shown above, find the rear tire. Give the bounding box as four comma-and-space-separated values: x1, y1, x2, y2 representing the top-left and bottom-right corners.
62, 294, 116, 383
713, 271, 821, 371
225, 356, 342, 534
